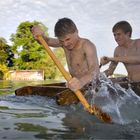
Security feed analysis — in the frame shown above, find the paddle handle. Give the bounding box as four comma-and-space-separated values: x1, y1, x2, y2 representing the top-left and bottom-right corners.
99, 64, 102, 68
37, 35, 93, 113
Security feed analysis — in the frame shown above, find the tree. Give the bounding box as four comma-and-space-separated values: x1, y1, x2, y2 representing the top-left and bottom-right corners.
10, 21, 66, 79
0, 38, 8, 64
0, 37, 13, 67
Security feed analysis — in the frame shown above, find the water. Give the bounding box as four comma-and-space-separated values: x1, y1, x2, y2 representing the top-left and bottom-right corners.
0, 78, 140, 140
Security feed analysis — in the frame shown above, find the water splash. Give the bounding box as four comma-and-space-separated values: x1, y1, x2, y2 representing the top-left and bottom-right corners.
86, 73, 140, 124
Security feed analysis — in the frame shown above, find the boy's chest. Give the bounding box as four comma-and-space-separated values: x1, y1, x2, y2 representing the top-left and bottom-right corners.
68, 49, 86, 66
119, 46, 138, 57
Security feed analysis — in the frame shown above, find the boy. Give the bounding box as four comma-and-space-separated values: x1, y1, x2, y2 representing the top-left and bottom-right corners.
100, 21, 140, 82
32, 18, 99, 92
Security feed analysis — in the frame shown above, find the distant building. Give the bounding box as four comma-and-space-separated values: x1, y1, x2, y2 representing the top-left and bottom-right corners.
7, 70, 44, 80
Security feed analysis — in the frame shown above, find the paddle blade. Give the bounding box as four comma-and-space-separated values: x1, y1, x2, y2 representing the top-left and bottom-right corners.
92, 105, 112, 123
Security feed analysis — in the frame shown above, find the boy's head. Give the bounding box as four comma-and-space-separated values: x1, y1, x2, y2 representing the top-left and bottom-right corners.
54, 18, 78, 38
112, 21, 132, 37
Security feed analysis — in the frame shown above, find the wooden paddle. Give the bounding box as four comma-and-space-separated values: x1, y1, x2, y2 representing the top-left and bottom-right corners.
36, 35, 112, 123
99, 64, 102, 68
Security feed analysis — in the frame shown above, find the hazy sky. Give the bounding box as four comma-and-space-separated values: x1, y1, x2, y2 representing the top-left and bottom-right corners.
0, 0, 140, 74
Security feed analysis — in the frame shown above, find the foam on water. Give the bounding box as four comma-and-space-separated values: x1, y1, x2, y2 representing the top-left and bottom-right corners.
86, 73, 140, 124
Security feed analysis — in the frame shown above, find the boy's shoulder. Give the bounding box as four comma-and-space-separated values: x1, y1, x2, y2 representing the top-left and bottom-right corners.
135, 38, 140, 44
81, 38, 96, 48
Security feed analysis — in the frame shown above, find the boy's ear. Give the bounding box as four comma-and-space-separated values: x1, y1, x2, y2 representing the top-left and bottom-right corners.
126, 32, 131, 37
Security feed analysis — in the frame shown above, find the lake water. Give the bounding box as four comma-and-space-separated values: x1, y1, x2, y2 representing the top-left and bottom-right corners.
0, 79, 140, 140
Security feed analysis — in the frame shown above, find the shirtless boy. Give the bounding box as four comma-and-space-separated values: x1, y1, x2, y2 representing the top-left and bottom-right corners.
32, 18, 99, 92
100, 21, 140, 82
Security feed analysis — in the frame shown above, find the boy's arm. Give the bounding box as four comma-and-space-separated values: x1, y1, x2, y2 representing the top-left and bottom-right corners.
79, 40, 99, 87
107, 56, 140, 64
109, 39, 140, 64
32, 25, 61, 47
104, 62, 118, 77
100, 49, 118, 77
43, 35, 61, 47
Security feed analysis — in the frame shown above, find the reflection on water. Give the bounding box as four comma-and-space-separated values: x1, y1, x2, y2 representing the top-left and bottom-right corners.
0, 79, 140, 139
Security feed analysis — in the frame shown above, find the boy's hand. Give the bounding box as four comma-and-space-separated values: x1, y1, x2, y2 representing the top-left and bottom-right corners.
100, 56, 110, 65
31, 25, 44, 40
66, 77, 82, 92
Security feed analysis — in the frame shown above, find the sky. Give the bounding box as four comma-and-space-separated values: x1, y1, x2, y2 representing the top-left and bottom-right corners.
0, 0, 140, 75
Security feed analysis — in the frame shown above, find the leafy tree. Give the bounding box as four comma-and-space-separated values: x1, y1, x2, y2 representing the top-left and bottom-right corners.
10, 21, 66, 79
0, 38, 8, 64
0, 37, 13, 67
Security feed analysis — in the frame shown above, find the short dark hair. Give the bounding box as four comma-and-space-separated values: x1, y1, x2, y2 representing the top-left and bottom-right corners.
112, 21, 132, 37
54, 18, 77, 38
